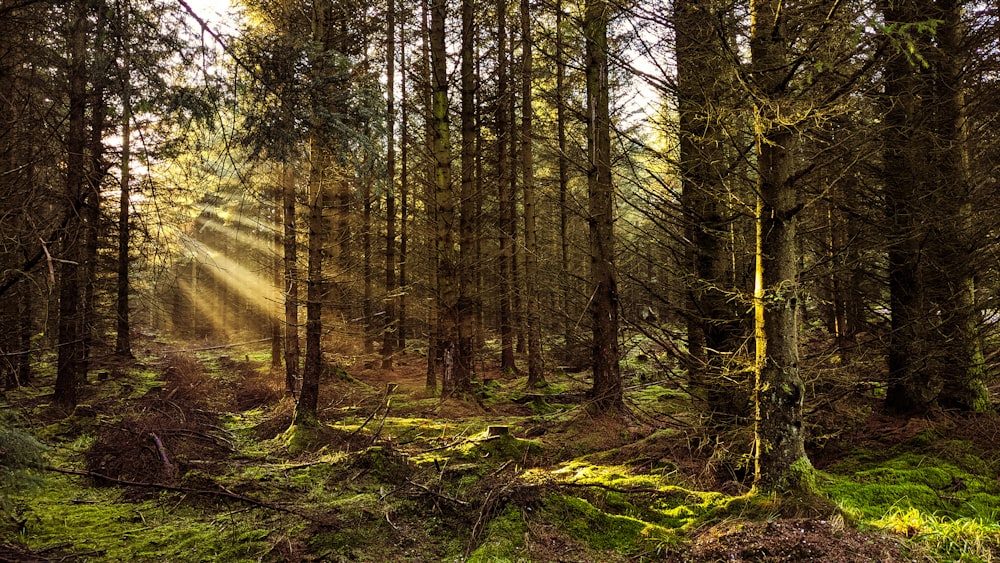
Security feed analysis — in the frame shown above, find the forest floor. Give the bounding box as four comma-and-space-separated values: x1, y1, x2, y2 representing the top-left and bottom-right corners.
2, 332, 1000, 561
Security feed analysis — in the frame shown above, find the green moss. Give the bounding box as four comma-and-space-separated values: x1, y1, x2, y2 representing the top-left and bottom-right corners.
467, 505, 530, 562
821, 450, 1000, 560
14, 475, 274, 562
544, 493, 659, 554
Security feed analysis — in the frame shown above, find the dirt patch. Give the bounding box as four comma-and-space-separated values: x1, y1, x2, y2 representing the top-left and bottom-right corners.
682, 518, 916, 562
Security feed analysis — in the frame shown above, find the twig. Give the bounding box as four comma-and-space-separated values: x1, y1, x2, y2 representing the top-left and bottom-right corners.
149, 432, 179, 480
347, 384, 394, 446
44, 466, 335, 524
405, 478, 468, 506
368, 384, 396, 447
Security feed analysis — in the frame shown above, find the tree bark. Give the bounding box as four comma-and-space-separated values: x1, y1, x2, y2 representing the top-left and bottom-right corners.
883, 0, 988, 414
381, 0, 397, 369
54, 0, 91, 410
584, 0, 622, 413
430, 0, 465, 395
115, 0, 133, 359
521, 0, 544, 388
675, 0, 745, 420
749, 0, 812, 494
282, 163, 300, 396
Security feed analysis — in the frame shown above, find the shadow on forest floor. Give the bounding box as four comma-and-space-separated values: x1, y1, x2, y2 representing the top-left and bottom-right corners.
2, 334, 999, 561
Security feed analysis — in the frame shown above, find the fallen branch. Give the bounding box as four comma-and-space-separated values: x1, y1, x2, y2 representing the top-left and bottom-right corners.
44, 466, 335, 525
405, 478, 468, 507
161, 339, 270, 354
148, 432, 179, 481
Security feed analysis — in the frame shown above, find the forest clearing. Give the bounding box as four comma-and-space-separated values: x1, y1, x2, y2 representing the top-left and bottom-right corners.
2, 0, 1000, 560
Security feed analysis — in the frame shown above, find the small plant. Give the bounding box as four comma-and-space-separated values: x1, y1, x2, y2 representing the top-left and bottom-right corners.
0, 421, 46, 510
875, 507, 1000, 562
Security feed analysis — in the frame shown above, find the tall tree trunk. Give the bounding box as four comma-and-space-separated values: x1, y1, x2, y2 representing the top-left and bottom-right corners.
271, 195, 283, 372
115, 0, 132, 358
296, 136, 326, 425
556, 0, 571, 349
458, 0, 477, 384
398, 25, 409, 353
883, 0, 988, 414
521, 0, 543, 387
381, 0, 397, 369
583, 0, 622, 412
420, 0, 437, 393
81, 0, 109, 378
496, 0, 516, 373
749, 0, 812, 494
431, 0, 465, 395
54, 0, 90, 410
363, 173, 374, 354
282, 163, 300, 396
675, 0, 745, 420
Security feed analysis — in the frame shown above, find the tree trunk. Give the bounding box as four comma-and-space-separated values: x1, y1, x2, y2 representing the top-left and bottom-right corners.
296, 136, 326, 426
675, 0, 745, 420
457, 0, 477, 387
496, 0, 516, 374
583, 0, 622, 413
555, 0, 571, 348
883, 0, 988, 414
521, 0, 544, 388
54, 0, 90, 410
398, 25, 409, 353
282, 163, 300, 396
115, 0, 132, 359
381, 0, 397, 369
749, 0, 812, 495
431, 0, 465, 395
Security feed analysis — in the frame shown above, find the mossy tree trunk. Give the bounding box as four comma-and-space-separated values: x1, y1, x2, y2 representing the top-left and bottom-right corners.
496, 0, 516, 374
55, 0, 91, 411
381, 0, 397, 370
749, 0, 813, 494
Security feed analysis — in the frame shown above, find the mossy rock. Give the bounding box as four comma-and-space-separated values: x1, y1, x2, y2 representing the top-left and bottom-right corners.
467, 434, 542, 463
542, 493, 668, 555
350, 445, 415, 484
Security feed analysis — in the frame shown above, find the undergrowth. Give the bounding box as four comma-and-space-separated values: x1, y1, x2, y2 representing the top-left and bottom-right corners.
0, 339, 997, 561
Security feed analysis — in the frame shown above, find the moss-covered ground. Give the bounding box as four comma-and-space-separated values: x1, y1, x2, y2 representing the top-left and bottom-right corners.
1, 334, 998, 561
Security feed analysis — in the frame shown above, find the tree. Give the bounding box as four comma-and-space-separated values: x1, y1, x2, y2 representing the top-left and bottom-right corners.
429, 0, 469, 395
54, 0, 97, 410
675, 0, 747, 420
521, 0, 544, 388
882, 0, 990, 414
381, 0, 398, 369
115, 0, 134, 359
496, 0, 517, 374
748, 0, 812, 494
584, 0, 622, 412
456, 0, 478, 390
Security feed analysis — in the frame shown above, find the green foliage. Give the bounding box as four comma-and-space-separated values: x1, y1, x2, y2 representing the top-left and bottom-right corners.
0, 421, 45, 510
